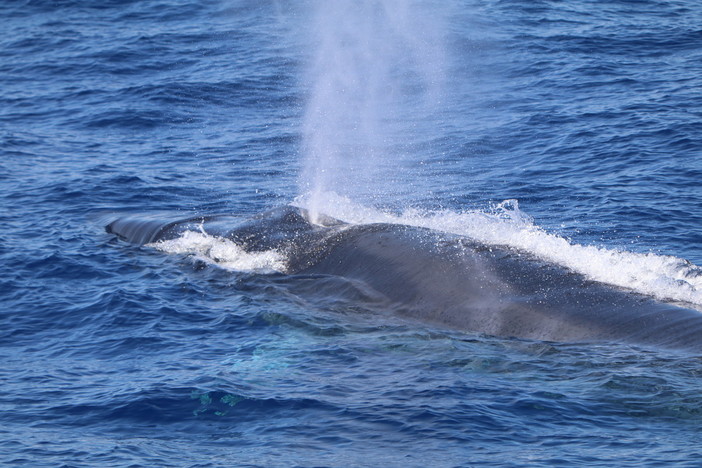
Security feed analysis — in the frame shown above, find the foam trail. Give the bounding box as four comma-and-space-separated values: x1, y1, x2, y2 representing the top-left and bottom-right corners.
294, 193, 702, 306
299, 0, 447, 222
148, 231, 286, 273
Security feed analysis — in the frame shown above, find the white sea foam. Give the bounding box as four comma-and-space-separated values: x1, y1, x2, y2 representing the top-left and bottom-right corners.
294, 192, 702, 306
148, 230, 286, 274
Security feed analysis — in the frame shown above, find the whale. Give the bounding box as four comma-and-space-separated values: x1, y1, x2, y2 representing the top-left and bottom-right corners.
106, 205, 702, 353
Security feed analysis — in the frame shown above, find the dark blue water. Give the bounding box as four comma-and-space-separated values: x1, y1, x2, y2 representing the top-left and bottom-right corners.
2, 0, 702, 466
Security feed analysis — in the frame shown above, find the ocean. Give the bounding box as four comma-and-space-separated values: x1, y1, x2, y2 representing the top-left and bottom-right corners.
2, 0, 702, 466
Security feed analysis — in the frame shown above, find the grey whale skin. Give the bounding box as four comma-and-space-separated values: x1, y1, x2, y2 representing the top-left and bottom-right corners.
106, 206, 702, 353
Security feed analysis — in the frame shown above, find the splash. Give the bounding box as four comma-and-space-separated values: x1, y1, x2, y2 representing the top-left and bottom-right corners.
298, 0, 448, 222
148, 231, 286, 273
295, 193, 702, 306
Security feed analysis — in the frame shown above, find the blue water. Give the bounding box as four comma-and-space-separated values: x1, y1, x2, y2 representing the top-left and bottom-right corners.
2, 0, 702, 466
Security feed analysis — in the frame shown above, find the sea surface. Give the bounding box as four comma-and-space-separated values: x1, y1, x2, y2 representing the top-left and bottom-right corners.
2, 0, 702, 466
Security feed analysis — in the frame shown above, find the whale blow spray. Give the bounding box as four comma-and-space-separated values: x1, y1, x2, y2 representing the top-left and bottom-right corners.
299, 0, 448, 221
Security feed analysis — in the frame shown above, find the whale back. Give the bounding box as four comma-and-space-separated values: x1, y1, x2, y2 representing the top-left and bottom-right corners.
105, 206, 702, 352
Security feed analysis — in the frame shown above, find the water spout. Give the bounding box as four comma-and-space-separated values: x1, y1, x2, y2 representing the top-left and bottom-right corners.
298, 0, 448, 221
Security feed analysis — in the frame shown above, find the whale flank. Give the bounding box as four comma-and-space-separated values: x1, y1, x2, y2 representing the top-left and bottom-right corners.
106, 205, 702, 352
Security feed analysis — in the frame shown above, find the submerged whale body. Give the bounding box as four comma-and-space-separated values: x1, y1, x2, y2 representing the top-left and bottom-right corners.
106, 206, 702, 352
